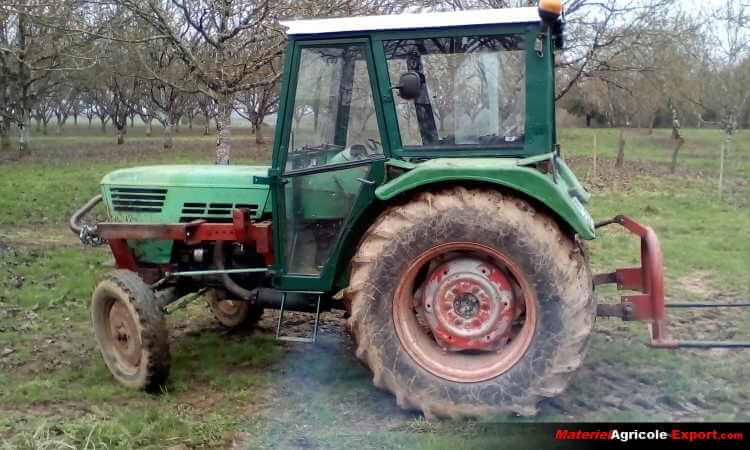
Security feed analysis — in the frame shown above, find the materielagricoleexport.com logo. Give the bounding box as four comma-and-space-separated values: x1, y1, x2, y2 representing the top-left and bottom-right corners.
555, 429, 745, 443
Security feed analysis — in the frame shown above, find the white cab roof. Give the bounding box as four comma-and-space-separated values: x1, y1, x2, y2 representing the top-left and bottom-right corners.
281, 7, 540, 36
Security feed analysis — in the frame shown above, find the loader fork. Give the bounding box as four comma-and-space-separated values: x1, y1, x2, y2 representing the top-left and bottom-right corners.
594, 215, 750, 349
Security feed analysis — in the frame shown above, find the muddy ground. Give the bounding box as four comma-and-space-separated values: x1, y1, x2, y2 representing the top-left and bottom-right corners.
249, 305, 750, 427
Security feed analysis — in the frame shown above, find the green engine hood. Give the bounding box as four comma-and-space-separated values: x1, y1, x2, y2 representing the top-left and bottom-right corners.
101, 164, 271, 189
100, 165, 272, 265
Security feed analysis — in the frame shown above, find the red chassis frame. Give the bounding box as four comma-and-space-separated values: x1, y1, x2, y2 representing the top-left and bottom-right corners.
74, 203, 273, 284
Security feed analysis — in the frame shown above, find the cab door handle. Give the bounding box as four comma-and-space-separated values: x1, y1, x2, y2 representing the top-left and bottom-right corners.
357, 178, 376, 186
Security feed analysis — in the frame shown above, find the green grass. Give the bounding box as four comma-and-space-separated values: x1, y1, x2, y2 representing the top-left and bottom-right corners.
0, 127, 272, 228
560, 127, 750, 173
587, 176, 750, 296
0, 126, 748, 448
0, 243, 281, 449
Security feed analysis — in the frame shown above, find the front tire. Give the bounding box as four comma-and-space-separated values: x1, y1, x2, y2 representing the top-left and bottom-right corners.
91, 270, 170, 391
346, 187, 594, 418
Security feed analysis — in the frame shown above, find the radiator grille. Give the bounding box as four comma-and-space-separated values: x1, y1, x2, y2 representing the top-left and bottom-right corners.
180, 202, 259, 223
111, 187, 167, 213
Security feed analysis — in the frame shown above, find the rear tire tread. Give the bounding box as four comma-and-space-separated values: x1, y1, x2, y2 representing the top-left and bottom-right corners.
346, 187, 594, 418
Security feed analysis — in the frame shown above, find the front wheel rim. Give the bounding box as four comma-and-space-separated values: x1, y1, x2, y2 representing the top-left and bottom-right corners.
104, 297, 142, 375
393, 242, 537, 383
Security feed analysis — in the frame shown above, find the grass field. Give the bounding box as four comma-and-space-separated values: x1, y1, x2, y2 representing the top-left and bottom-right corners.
0, 126, 748, 449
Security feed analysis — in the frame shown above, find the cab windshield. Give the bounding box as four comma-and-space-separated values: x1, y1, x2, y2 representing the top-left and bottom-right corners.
384, 35, 526, 148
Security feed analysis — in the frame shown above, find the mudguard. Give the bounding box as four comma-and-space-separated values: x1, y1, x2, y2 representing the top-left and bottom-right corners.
374, 157, 596, 240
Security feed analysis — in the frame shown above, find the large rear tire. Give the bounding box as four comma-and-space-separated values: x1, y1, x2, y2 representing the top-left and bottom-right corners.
346, 187, 594, 418
91, 270, 170, 391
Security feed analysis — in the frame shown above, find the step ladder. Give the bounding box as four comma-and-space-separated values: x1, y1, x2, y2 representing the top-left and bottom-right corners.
275, 292, 323, 343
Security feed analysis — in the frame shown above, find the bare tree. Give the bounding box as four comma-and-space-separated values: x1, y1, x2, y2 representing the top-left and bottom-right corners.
196, 94, 216, 136
235, 80, 279, 144
108, 0, 288, 163
0, 0, 97, 155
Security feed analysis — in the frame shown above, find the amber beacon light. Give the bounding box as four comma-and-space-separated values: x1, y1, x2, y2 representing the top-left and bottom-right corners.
539, 0, 563, 22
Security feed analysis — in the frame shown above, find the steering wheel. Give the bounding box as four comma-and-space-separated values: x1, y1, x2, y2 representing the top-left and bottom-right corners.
365, 138, 383, 156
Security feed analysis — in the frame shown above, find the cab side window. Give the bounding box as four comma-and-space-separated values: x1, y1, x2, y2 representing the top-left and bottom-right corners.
286, 45, 383, 173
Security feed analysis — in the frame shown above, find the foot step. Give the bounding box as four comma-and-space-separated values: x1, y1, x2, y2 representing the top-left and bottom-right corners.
275, 292, 322, 343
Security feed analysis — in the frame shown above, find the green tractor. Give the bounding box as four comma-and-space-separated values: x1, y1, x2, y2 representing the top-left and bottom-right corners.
71, 2, 742, 418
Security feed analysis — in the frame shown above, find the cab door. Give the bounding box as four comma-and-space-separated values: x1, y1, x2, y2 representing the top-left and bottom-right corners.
271, 38, 388, 292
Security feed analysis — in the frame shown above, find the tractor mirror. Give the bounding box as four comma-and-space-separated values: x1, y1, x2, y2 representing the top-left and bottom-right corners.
396, 72, 422, 100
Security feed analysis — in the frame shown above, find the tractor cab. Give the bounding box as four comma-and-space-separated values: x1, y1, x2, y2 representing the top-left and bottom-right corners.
272, 6, 565, 290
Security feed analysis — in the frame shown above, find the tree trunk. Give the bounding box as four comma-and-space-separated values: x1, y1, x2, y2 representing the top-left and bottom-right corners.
73, 113, 79, 127
16, 16, 32, 157
163, 121, 174, 149
18, 114, 31, 156
718, 116, 734, 199
215, 95, 232, 165
115, 110, 127, 145
42, 118, 48, 135
116, 126, 126, 145
719, 135, 727, 199
145, 118, 153, 137
203, 111, 211, 136
668, 105, 683, 173
87, 117, 92, 129
56, 115, 66, 135
100, 118, 107, 133
130, 114, 135, 128
0, 119, 11, 152
254, 117, 264, 144
670, 137, 685, 174
615, 128, 626, 168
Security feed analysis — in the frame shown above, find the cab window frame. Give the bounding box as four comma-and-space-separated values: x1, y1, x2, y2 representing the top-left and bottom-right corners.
371, 24, 553, 159
384, 34, 528, 150
278, 37, 390, 176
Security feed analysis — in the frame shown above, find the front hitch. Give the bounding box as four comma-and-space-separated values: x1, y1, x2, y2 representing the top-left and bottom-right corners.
594, 215, 750, 349
69, 194, 106, 246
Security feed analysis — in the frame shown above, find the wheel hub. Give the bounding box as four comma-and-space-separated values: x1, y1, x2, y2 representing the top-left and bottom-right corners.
217, 299, 241, 315
453, 293, 480, 319
108, 301, 141, 367
419, 257, 516, 352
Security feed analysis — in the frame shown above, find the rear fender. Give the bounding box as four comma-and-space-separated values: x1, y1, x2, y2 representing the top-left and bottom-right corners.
374, 158, 596, 240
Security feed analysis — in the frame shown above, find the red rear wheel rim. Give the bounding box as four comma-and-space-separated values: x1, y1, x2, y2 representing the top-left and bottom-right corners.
393, 242, 537, 383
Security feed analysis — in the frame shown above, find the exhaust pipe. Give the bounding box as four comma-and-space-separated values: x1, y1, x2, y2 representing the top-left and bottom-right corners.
69, 194, 103, 234
213, 242, 324, 313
